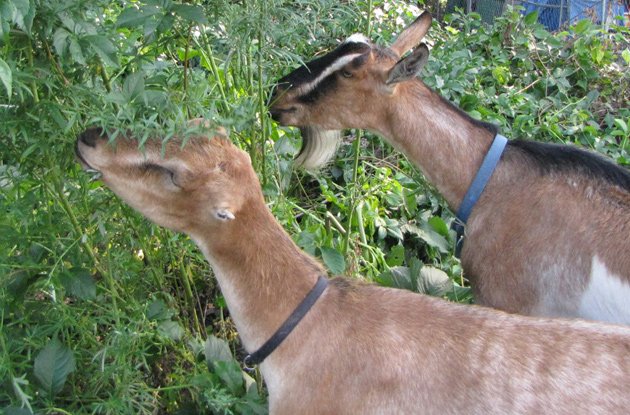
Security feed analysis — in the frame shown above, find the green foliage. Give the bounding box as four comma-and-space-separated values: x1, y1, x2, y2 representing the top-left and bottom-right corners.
1, 0, 628, 413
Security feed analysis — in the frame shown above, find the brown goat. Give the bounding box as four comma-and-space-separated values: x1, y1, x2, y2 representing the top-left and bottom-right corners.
269, 12, 630, 324
76, 127, 630, 414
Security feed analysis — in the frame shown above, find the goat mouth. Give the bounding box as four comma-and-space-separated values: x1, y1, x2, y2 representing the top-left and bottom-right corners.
75, 140, 103, 180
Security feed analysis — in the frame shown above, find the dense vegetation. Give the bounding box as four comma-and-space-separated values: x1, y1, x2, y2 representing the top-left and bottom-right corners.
1, 0, 628, 413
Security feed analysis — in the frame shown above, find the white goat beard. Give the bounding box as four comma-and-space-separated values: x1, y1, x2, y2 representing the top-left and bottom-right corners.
295, 127, 342, 170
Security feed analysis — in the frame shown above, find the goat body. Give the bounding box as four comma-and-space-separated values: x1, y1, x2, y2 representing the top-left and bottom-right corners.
76, 127, 630, 414
269, 12, 630, 324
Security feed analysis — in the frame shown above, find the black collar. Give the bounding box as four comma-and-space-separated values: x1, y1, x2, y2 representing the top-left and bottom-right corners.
244, 275, 329, 367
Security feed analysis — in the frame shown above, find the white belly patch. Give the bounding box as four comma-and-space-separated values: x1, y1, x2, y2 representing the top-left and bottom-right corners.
578, 257, 630, 325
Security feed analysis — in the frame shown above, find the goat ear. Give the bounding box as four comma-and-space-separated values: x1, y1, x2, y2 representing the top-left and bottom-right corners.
390, 12, 432, 57
214, 208, 235, 222
386, 44, 429, 85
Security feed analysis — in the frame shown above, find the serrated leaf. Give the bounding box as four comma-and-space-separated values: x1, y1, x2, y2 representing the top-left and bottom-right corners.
59, 268, 96, 300
204, 335, 233, 366
171, 4, 208, 25
385, 244, 405, 267
158, 320, 184, 341
84, 35, 119, 67
320, 247, 345, 275
0, 57, 12, 97
402, 223, 450, 253
146, 299, 171, 321
52, 28, 70, 57
116, 5, 161, 28
68, 37, 85, 65
418, 266, 453, 297
33, 337, 76, 397
123, 72, 144, 101
11, 0, 30, 31
213, 360, 244, 395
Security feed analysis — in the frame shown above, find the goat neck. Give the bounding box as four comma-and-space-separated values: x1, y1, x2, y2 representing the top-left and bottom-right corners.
379, 80, 497, 209
191, 196, 323, 354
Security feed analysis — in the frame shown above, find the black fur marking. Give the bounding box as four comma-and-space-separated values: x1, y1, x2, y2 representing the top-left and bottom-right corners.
298, 75, 338, 104
507, 139, 630, 190
277, 42, 371, 89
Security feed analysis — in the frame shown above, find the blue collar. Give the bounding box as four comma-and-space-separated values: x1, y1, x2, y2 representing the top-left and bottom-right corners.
452, 134, 508, 257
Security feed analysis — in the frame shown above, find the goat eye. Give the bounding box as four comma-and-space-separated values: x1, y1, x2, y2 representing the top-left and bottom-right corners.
168, 170, 181, 188
341, 70, 353, 78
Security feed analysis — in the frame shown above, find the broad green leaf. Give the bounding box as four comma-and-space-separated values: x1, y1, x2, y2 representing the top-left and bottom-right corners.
204, 335, 232, 366
0, 57, 12, 97
158, 321, 184, 341
523, 11, 538, 25
33, 338, 76, 397
622, 49, 630, 65
418, 266, 453, 297
402, 223, 450, 254
385, 244, 405, 267
146, 299, 171, 321
428, 216, 449, 238
213, 360, 244, 395
84, 35, 119, 67
320, 246, 345, 275
123, 72, 145, 101
59, 268, 96, 300
52, 28, 70, 57
116, 4, 161, 28
68, 37, 85, 65
171, 4, 208, 25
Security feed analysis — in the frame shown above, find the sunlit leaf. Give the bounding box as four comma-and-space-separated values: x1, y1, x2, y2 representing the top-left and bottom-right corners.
320, 247, 345, 275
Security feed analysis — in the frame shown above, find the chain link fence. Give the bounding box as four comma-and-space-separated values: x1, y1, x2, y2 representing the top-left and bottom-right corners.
430, 0, 629, 30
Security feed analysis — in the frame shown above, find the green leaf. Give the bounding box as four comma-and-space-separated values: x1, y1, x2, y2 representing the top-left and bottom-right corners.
622, 49, 630, 66
68, 37, 85, 65
52, 28, 70, 57
385, 244, 405, 267
158, 321, 184, 341
418, 266, 453, 297
59, 268, 96, 300
523, 11, 538, 25
116, 5, 161, 28
402, 223, 450, 254
123, 72, 145, 101
171, 4, 208, 25
84, 35, 119, 67
428, 216, 449, 238
573, 19, 591, 35
320, 247, 346, 275
33, 337, 76, 397
213, 360, 244, 395
0, 57, 12, 97
204, 335, 233, 366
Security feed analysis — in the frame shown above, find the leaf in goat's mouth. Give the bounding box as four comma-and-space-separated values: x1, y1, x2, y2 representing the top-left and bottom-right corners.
85, 169, 102, 181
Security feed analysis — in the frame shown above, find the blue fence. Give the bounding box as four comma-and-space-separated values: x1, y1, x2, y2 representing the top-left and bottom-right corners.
445, 0, 628, 30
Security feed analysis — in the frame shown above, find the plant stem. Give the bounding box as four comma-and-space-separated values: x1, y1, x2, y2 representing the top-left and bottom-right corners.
342, 131, 363, 255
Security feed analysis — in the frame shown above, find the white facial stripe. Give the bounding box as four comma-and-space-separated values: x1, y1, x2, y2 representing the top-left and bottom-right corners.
296, 53, 364, 97
344, 33, 370, 44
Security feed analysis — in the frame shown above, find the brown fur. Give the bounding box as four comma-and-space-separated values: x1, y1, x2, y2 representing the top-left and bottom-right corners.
76, 128, 630, 414
269, 12, 630, 324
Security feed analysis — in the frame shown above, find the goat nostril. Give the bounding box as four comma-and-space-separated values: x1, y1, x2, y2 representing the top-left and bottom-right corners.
78, 128, 105, 148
